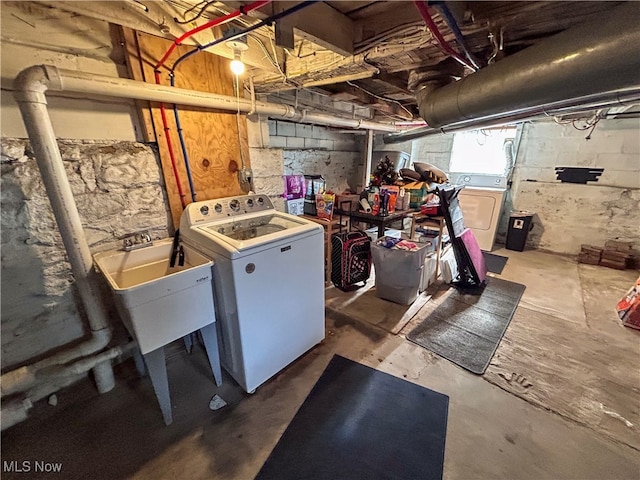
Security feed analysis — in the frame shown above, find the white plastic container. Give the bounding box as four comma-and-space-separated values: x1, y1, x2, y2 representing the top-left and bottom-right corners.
94, 239, 216, 354
372, 237, 430, 305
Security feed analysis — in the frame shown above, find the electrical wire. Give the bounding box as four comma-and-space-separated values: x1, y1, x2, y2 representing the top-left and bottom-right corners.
154, 70, 187, 207
171, 1, 316, 73
170, 73, 197, 202
346, 80, 414, 120
155, 0, 271, 71
174, 1, 217, 25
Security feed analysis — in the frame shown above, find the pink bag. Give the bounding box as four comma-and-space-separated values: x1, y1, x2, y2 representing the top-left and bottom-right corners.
284, 175, 305, 200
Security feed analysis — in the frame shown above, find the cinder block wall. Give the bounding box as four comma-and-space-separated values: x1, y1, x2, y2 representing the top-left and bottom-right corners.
1, 139, 170, 370
248, 116, 364, 209
406, 119, 639, 255
502, 119, 640, 253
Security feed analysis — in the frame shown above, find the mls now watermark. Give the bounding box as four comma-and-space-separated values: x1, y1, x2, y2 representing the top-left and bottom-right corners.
3, 460, 63, 474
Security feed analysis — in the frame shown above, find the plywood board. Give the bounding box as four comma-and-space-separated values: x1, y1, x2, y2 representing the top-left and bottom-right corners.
121, 27, 250, 229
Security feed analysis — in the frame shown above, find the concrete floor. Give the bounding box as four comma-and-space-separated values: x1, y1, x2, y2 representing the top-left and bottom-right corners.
2, 248, 639, 479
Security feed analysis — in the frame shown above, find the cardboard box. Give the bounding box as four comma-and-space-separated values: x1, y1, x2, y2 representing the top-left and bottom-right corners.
285, 198, 304, 215
335, 194, 360, 212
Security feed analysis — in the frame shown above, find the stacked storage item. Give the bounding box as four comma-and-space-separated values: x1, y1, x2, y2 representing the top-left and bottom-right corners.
372, 237, 430, 305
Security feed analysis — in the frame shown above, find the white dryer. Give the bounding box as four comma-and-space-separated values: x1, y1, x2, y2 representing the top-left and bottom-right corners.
180, 194, 325, 393
451, 174, 508, 251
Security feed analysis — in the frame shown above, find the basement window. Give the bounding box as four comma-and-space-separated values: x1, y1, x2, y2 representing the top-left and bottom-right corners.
449, 127, 518, 175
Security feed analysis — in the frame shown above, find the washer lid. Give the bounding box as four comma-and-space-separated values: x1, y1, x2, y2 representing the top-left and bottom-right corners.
193, 212, 320, 252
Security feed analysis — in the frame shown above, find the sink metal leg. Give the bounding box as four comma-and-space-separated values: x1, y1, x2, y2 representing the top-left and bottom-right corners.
132, 347, 147, 377
143, 347, 172, 425
183, 333, 194, 354
200, 323, 223, 387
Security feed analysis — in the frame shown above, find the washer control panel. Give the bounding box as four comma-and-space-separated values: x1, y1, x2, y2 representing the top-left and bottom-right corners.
183, 194, 275, 225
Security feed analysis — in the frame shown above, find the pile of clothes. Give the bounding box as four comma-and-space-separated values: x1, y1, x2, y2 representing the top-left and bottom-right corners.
377, 237, 421, 252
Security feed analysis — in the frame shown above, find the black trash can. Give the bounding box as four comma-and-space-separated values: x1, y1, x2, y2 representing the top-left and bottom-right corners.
506, 211, 534, 251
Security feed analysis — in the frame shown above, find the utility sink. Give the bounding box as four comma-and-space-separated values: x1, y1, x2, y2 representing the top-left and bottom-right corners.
94, 238, 216, 354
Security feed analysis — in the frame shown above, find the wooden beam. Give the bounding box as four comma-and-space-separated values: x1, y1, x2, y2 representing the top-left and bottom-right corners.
38, 1, 280, 74
272, 1, 355, 56
328, 83, 412, 120
372, 73, 411, 95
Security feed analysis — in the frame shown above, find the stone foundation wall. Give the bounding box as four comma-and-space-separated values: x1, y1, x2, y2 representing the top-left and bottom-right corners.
1, 138, 170, 370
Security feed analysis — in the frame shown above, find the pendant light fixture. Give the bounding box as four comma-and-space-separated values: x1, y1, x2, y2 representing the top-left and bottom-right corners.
225, 31, 249, 76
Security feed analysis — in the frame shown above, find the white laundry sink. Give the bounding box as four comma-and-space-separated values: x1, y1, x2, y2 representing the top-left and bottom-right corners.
94, 238, 216, 354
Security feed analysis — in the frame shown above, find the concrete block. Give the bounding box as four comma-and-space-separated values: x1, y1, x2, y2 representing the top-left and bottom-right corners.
597, 169, 640, 189
269, 136, 287, 148
246, 115, 268, 148
333, 139, 359, 152
317, 139, 334, 150
304, 138, 322, 149
249, 148, 283, 176
253, 176, 284, 197
268, 120, 277, 137
286, 137, 305, 149
295, 124, 314, 138
596, 153, 640, 171
276, 121, 296, 137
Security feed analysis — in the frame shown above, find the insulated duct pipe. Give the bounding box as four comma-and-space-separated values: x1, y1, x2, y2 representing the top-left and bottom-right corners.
35, 66, 398, 132
384, 86, 640, 143
417, 2, 640, 129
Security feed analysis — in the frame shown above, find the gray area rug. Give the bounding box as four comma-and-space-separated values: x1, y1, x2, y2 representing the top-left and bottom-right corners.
406, 277, 525, 374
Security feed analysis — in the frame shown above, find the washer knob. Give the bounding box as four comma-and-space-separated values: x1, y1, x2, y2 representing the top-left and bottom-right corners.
232, 224, 241, 231
247, 198, 254, 207
230, 199, 240, 211
257, 197, 264, 205
214, 203, 222, 213
200, 205, 209, 215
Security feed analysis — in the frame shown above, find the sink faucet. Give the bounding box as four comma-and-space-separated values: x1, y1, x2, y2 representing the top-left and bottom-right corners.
123, 231, 153, 251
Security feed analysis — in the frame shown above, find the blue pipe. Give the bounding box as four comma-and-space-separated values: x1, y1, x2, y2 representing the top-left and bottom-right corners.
432, 2, 481, 70
171, 0, 316, 73
167, 0, 316, 199
169, 73, 197, 202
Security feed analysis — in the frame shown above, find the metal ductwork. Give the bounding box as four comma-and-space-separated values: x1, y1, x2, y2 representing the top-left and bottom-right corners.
415, 2, 640, 130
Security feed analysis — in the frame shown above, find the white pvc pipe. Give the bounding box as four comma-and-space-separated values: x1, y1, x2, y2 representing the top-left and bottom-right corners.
47, 66, 400, 132
11, 65, 116, 395
1, 342, 136, 431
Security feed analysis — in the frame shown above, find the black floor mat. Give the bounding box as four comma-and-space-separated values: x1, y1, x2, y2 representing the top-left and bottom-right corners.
483, 252, 508, 274
255, 355, 449, 480
406, 277, 525, 374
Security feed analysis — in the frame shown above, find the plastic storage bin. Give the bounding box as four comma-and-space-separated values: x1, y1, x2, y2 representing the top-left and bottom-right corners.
372, 238, 430, 305
506, 211, 534, 251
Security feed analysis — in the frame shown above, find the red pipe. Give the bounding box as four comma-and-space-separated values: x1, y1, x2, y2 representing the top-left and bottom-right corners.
154, 70, 186, 207
413, 0, 474, 70
152, 0, 271, 207
154, 0, 271, 70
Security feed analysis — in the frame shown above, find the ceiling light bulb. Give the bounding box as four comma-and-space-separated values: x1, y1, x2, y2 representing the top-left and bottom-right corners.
230, 51, 245, 75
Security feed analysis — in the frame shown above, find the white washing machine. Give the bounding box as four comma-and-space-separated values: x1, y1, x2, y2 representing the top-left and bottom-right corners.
180, 194, 325, 393
451, 174, 508, 251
